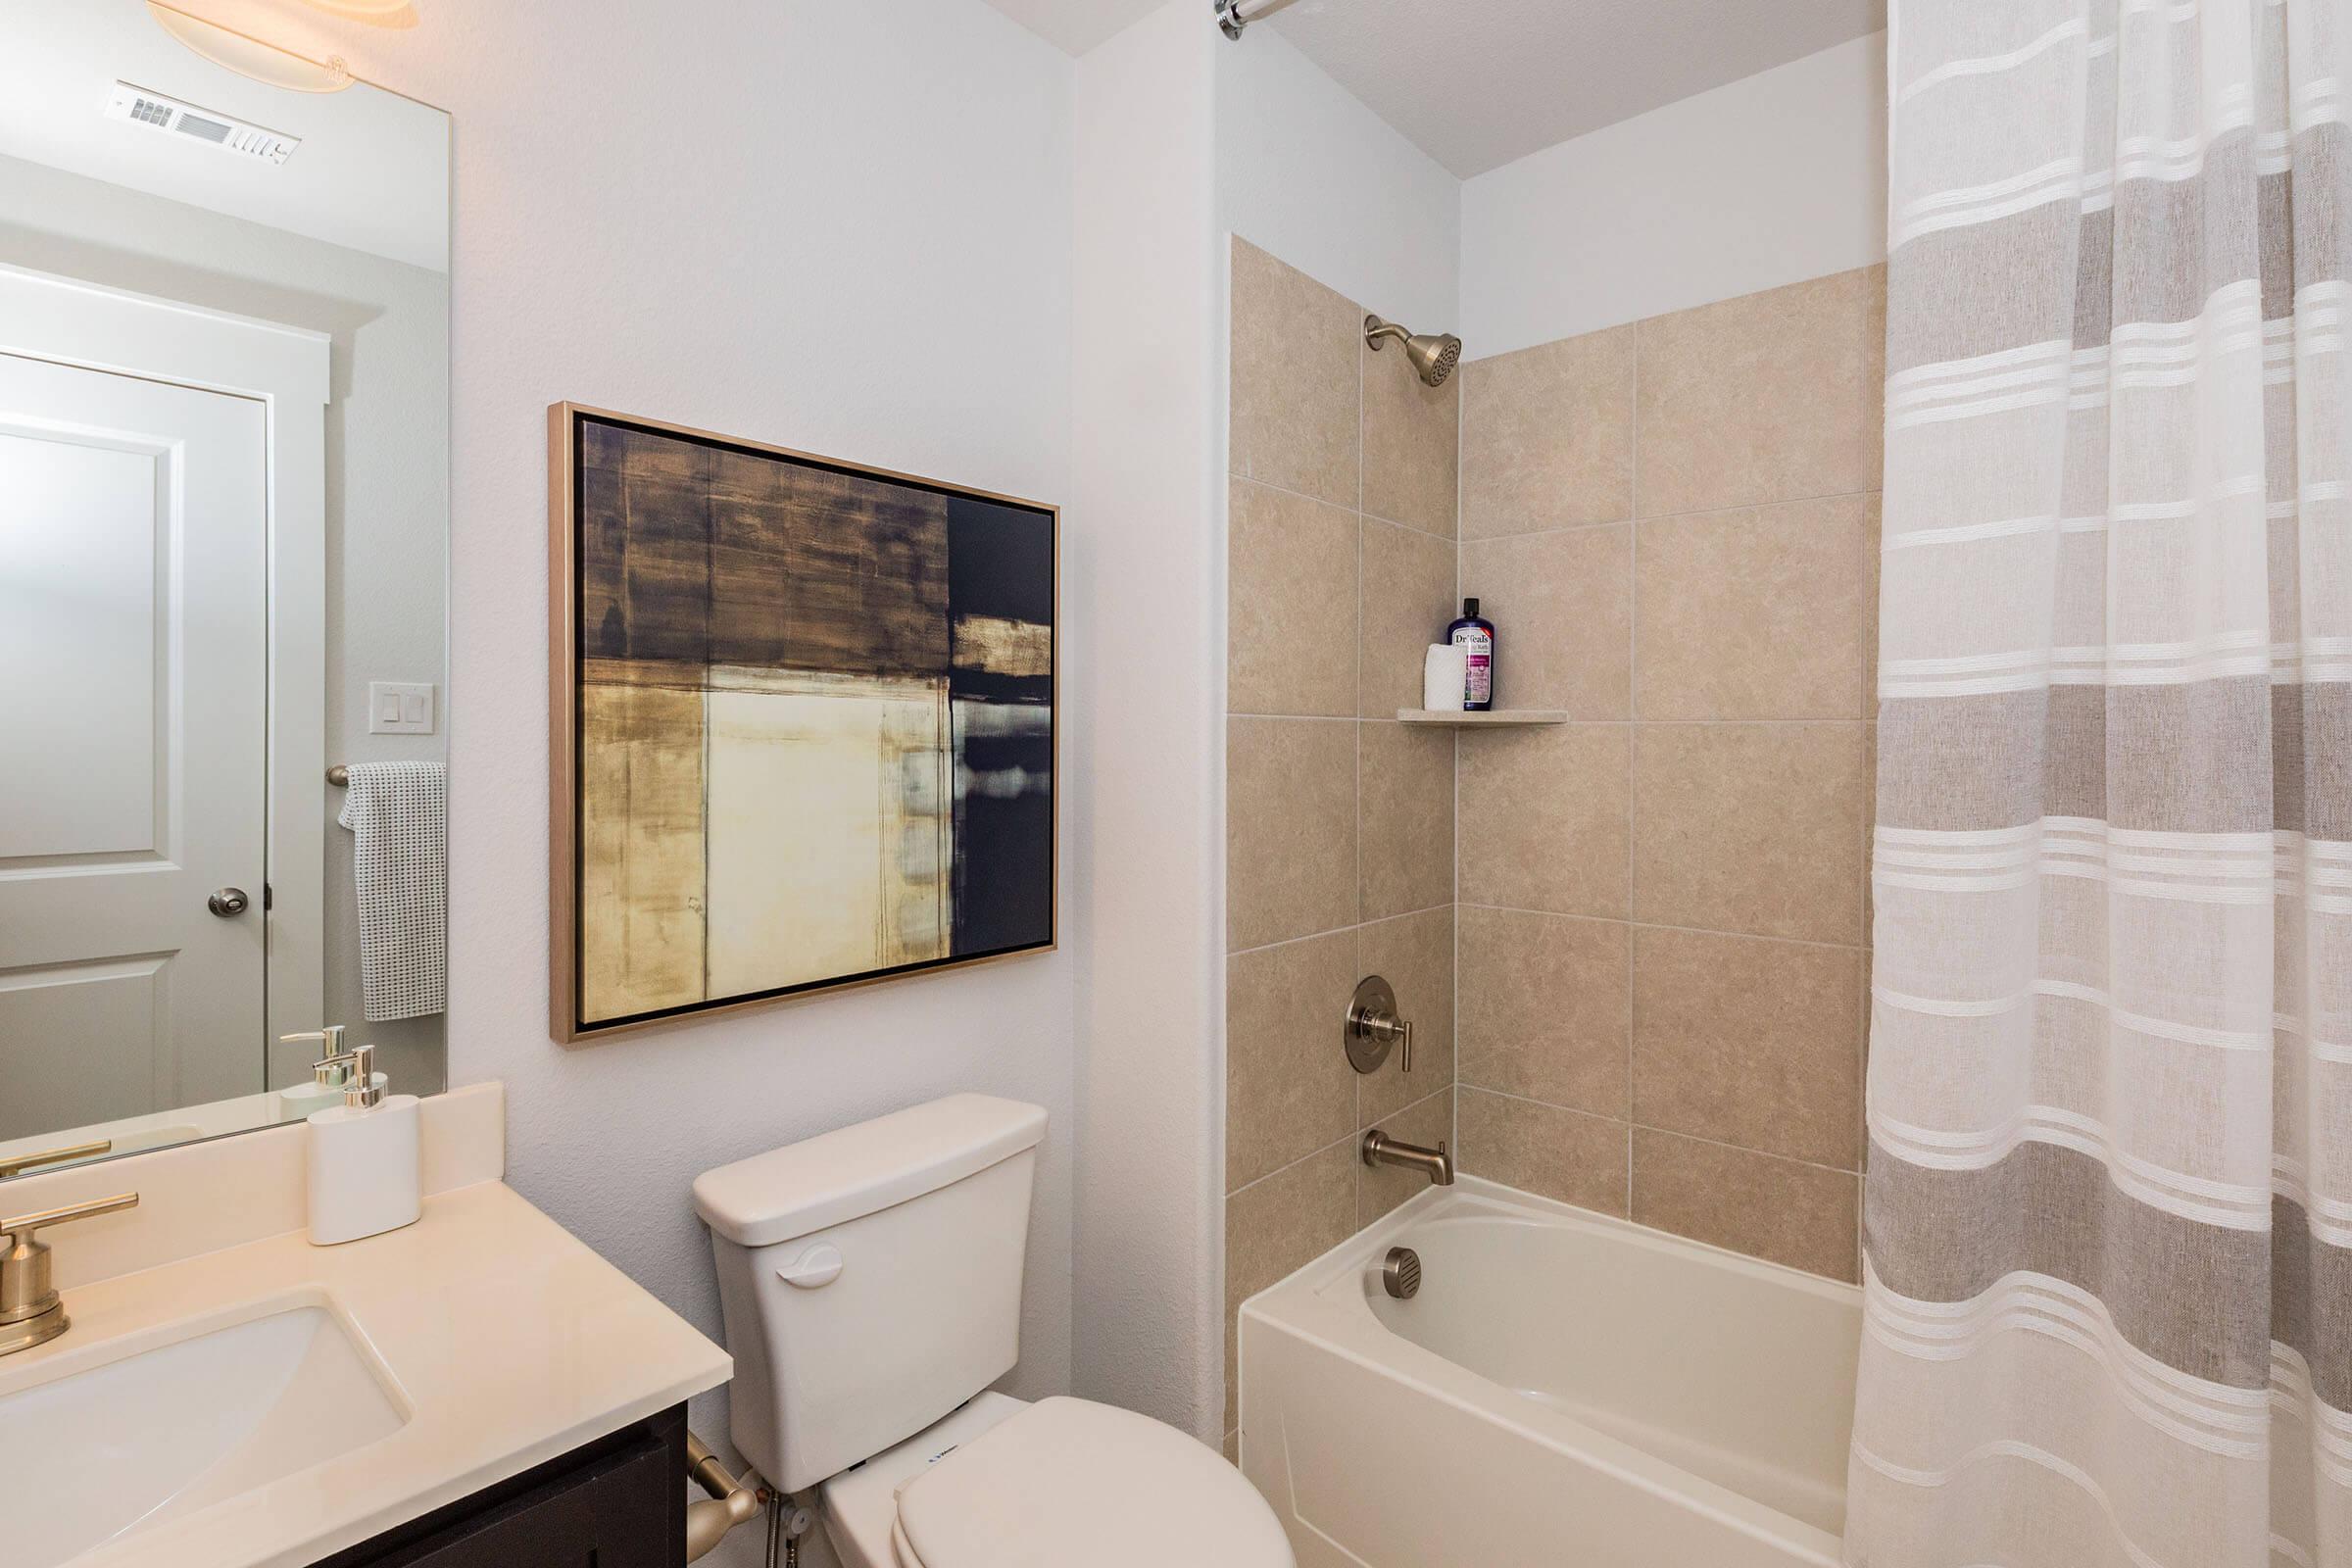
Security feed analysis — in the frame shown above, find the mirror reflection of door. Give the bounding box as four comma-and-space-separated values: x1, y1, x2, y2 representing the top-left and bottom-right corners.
0, 0, 450, 1178
0, 349, 268, 1140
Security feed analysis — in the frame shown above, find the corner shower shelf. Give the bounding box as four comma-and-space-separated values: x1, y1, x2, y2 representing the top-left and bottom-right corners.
1395, 709, 1568, 727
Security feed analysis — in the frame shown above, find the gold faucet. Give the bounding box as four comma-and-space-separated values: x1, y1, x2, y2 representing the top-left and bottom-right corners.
0, 1140, 113, 1179
0, 1192, 140, 1356
1362, 1129, 1454, 1187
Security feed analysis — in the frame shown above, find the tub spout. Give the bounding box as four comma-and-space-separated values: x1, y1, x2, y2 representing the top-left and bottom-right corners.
1363, 1128, 1454, 1187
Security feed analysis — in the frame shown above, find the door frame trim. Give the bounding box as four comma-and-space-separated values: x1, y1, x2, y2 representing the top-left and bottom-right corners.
0, 262, 332, 1054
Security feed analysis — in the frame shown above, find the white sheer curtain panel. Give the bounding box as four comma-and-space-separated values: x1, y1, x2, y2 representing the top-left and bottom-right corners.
1853, 1, 2352, 1565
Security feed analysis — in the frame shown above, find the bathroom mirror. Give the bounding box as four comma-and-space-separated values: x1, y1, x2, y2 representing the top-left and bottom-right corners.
0, 0, 449, 1180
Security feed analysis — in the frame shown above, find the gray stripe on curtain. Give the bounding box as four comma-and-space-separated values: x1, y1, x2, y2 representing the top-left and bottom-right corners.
1879, 126, 2352, 377
1867, 1141, 2352, 1405
1876, 681, 2292, 833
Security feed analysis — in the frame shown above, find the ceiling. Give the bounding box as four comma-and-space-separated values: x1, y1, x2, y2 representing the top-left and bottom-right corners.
0, 0, 447, 270
990, 0, 1886, 178
984, 0, 1170, 57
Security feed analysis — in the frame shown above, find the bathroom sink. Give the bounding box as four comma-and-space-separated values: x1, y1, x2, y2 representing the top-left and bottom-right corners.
0, 1300, 410, 1567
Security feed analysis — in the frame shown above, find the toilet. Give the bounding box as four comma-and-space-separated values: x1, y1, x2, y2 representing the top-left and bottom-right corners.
693, 1094, 1294, 1568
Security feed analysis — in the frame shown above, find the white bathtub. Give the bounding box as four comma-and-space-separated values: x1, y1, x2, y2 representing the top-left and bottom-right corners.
1238, 1177, 1861, 1567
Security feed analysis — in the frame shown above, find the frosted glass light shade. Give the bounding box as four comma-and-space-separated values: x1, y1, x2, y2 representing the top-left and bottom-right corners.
298, 0, 420, 27
147, 5, 353, 93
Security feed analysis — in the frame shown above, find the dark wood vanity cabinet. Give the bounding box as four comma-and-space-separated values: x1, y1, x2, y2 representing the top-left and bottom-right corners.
314, 1404, 687, 1568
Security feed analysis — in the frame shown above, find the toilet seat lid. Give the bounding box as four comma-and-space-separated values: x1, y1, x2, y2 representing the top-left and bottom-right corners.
891, 1396, 1292, 1568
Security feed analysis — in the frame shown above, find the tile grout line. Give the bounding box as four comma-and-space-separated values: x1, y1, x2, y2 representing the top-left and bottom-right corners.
1455, 485, 1886, 546
1453, 1085, 1863, 1181
1228, 1082, 1455, 1201
1452, 349, 1468, 1175
1219, 242, 1237, 1440
1857, 282, 1885, 1281
1229, 711, 1368, 724
1444, 358, 1465, 1172
1631, 484, 1887, 524
1354, 311, 1367, 1148
1234, 712, 1879, 727
1447, 1098, 1860, 1282
1232, 719, 1872, 728
1228, 464, 1461, 549
1452, 903, 1869, 956
1224, 901, 1459, 961
1626, 328, 1642, 1209
1221, 242, 1250, 1438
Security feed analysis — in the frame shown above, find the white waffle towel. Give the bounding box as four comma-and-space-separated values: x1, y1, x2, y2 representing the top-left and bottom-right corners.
337, 761, 447, 1021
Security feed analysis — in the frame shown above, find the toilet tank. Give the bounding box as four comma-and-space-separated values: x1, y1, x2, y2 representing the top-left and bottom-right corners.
693, 1095, 1048, 1493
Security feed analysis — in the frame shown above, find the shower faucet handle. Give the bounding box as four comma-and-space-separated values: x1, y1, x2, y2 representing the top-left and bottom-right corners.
1346, 975, 1414, 1075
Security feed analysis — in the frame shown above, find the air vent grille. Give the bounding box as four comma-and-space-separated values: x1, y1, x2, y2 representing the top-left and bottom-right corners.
105, 82, 298, 165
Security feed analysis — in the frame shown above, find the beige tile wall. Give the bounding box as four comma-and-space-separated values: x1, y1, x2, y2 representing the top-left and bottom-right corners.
1221, 245, 1882, 1456
1223, 238, 1460, 1446
1453, 265, 1885, 1285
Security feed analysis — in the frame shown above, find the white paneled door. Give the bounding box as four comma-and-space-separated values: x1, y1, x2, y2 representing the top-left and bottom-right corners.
0, 351, 268, 1138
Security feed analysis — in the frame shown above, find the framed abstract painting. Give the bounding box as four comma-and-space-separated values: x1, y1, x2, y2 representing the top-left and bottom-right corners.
547, 405, 1056, 1039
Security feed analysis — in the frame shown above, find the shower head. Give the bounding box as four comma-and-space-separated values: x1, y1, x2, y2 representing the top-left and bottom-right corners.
1364, 315, 1462, 387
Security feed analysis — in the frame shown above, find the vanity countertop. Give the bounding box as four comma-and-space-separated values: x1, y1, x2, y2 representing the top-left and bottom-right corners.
7, 1178, 731, 1568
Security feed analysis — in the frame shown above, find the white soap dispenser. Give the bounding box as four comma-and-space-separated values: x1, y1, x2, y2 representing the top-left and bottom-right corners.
305, 1042, 421, 1246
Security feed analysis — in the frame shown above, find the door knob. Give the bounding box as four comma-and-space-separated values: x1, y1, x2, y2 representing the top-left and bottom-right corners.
207, 887, 250, 917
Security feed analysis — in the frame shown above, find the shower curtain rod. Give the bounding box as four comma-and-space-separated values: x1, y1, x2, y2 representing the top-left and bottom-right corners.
1214, 0, 1306, 40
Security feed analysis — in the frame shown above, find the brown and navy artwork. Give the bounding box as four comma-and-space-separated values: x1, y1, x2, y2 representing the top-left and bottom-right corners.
562, 410, 1054, 1033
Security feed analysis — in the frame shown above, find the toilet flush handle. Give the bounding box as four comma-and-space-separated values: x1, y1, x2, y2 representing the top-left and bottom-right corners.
776, 1243, 844, 1289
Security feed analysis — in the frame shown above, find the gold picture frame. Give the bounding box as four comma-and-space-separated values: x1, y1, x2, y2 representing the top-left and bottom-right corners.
548, 404, 1058, 1042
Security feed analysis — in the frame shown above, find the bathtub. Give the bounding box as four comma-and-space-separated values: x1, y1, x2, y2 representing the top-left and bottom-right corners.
1237, 1176, 1861, 1567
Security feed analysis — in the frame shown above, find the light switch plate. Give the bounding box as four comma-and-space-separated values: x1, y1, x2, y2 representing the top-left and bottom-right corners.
368, 681, 436, 735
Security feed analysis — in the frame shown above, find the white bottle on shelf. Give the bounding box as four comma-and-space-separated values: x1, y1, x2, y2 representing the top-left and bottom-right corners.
1422, 643, 1468, 711
305, 1042, 421, 1246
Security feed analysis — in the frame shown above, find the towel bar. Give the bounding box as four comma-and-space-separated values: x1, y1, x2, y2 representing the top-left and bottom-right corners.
326, 764, 350, 786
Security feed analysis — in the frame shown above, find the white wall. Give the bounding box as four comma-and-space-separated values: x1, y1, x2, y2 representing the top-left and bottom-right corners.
456, 0, 1076, 1482
1461, 31, 1887, 357
1202, 9, 1466, 1436
179, 6, 1082, 1553
1216, 24, 1460, 332
1067, 0, 1225, 1442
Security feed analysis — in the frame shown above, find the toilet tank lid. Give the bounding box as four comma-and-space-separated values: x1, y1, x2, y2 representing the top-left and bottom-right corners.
694, 1095, 1048, 1248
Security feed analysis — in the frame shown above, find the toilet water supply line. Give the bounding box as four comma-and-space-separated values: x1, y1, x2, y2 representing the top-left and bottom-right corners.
686, 1431, 808, 1564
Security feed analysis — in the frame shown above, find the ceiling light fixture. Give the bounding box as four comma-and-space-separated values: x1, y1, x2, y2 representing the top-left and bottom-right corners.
297, 0, 420, 28
146, 3, 354, 94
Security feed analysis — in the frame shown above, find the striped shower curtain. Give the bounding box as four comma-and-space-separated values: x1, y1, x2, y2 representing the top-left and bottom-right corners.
1852, 3, 2352, 1566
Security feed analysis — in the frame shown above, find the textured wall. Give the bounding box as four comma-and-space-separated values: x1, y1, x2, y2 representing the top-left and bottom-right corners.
1222, 236, 1460, 1453
1462, 32, 1887, 358
1067, 0, 1225, 1444
1450, 264, 1886, 1283
1215, 24, 1460, 337
173, 9, 1082, 1563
